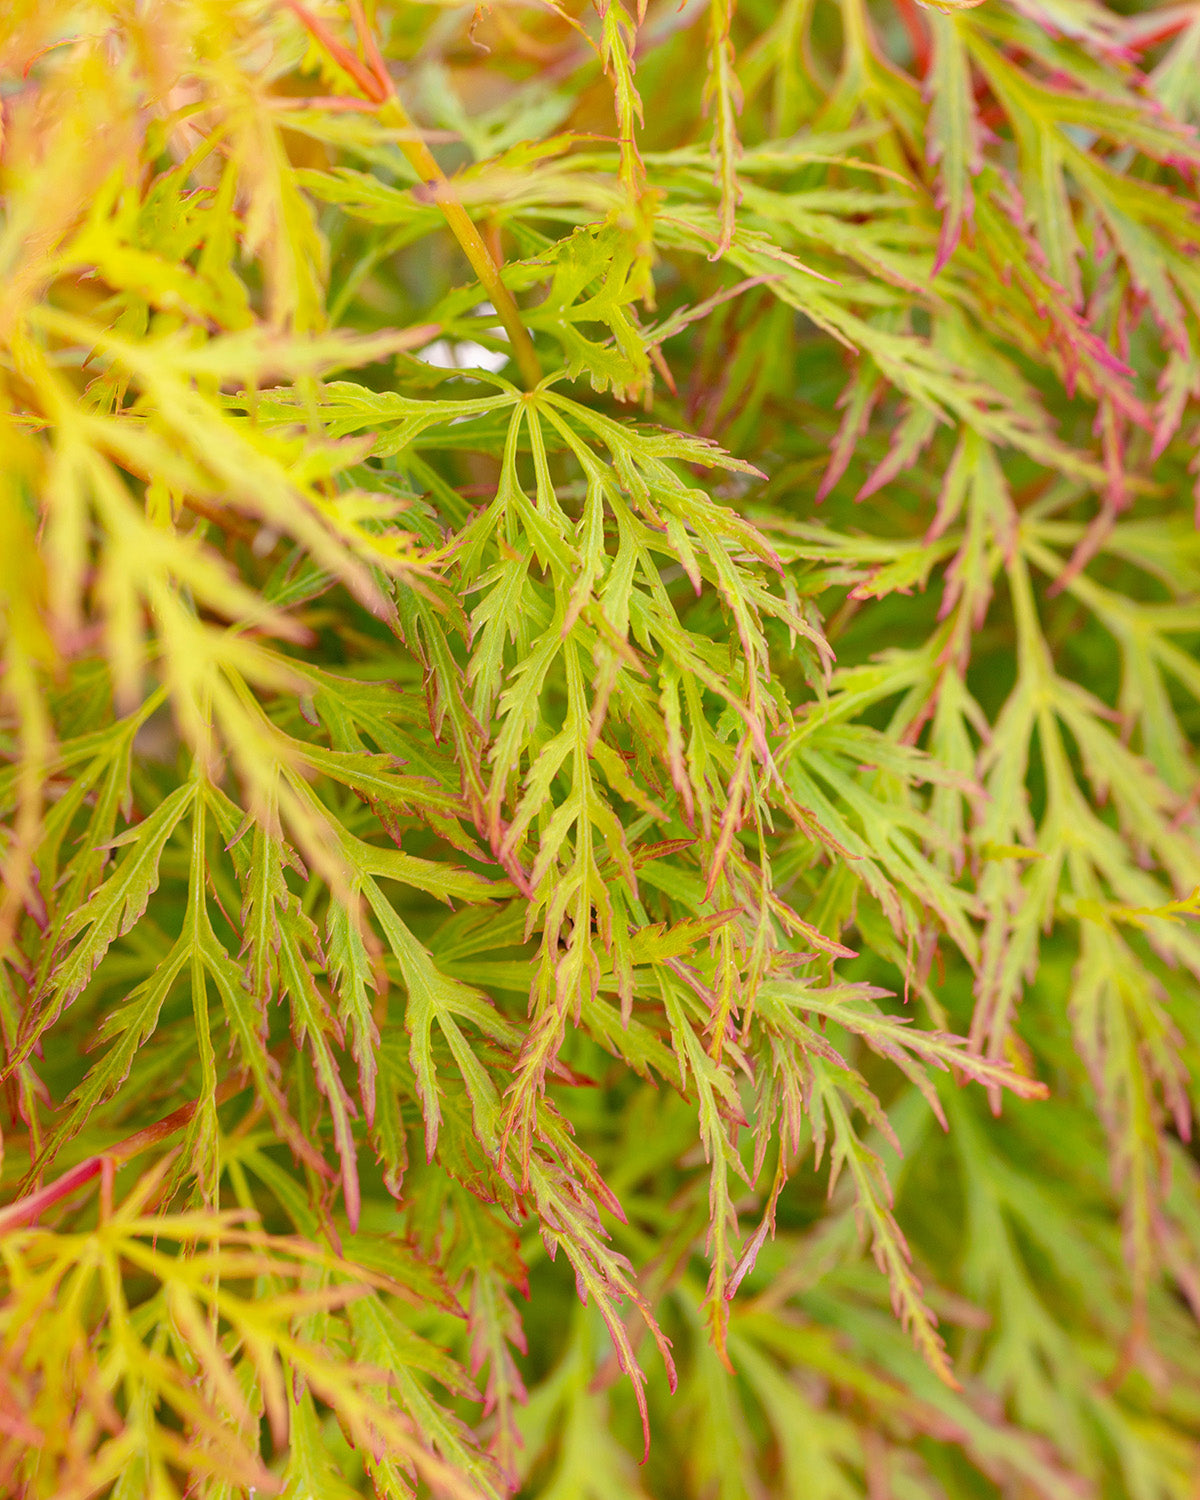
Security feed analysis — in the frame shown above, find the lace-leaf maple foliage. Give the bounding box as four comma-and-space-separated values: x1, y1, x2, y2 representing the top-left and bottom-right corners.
2, 1, 1200, 1496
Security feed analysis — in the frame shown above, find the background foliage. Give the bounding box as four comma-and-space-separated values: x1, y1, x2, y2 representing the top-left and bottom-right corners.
2, 0, 1200, 1494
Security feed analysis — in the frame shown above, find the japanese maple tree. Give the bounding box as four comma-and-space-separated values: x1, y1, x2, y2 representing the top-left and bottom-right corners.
2, 1, 1200, 1496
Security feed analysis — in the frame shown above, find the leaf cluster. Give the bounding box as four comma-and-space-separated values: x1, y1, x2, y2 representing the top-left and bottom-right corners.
3, 1, 1200, 1496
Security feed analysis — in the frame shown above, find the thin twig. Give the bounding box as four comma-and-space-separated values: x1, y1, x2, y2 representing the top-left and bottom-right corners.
0, 1065, 253, 1236
281, 0, 543, 391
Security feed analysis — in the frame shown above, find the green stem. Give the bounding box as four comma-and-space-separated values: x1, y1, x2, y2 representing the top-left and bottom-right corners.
379, 98, 543, 390
282, 0, 543, 390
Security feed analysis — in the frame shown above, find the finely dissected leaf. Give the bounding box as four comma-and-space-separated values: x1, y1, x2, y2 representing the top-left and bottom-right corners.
28, 781, 196, 1048
5, 1, 1200, 1495
926, 12, 981, 274
704, 0, 745, 259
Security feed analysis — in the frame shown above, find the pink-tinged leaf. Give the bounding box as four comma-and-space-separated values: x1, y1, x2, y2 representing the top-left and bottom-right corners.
855, 403, 940, 504
977, 190, 1145, 421
817, 362, 883, 502
813, 1064, 960, 1389
726, 1152, 788, 1301
628, 907, 740, 966
1007, 0, 1130, 59
326, 892, 381, 1127
1052, 397, 1134, 593
468, 1264, 529, 1487
703, 737, 753, 901
926, 11, 982, 274
277, 909, 361, 1231
1153, 348, 1200, 459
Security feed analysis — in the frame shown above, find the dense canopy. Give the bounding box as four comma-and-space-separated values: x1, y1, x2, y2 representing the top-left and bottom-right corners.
2, 1, 1200, 1496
